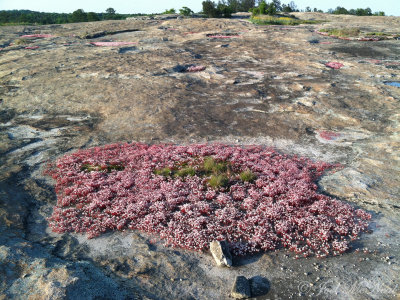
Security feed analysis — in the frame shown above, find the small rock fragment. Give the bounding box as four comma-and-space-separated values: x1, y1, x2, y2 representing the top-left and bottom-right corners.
231, 276, 251, 299
210, 240, 232, 267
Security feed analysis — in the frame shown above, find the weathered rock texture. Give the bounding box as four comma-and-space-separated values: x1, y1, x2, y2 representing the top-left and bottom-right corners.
0, 13, 399, 299
210, 240, 233, 267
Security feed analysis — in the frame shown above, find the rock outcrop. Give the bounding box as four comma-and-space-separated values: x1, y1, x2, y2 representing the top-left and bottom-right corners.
0, 13, 399, 299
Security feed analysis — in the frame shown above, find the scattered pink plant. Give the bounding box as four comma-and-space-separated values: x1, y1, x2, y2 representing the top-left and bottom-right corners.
185, 65, 206, 72
358, 37, 380, 41
318, 131, 341, 141
325, 62, 344, 69
90, 42, 138, 47
206, 34, 240, 39
316, 31, 329, 36
320, 41, 332, 44
20, 34, 54, 38
46, 143, 371, 257
366, 59, 382, 64
25, 46, 39, 50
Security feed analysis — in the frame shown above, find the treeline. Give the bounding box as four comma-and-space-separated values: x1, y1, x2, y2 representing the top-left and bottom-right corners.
0, 8, 141, 25
201, 0, 386, 18
201, 0, 300, 18
0, 2, 388, 25
327, 6, 384, 16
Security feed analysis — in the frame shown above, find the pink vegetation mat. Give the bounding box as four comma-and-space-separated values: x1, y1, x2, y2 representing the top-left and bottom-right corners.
46, 143, 371, 257
90, 42, 138, 47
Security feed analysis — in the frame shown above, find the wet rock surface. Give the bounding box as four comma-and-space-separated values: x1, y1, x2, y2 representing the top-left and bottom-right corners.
0, 13, 399, 299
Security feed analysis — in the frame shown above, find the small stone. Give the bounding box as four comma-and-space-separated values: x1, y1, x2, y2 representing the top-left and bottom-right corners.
210, 240, 232, 267
231, 276, 251, 299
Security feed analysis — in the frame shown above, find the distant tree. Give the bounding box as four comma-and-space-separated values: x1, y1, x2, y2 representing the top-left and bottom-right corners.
87, 12, 100, 21
70, 9, 87, 22
163, 8, 176, 14
202, 1, 219, 17
239, 0, 255, 12
283, 1, 297, 12
355, 7, 372, 16
305, 6, 311, 12
179, 7, 194, 16
281, 4, 291, 12
374, 11, 385, 16
333, 6, 349, 14
217, 3, 233, 17
265, 2, 277, 15
259, 0, 267, 14
106, 8, 116, 15
272, 0, 282, 11
227, 0, 240, 13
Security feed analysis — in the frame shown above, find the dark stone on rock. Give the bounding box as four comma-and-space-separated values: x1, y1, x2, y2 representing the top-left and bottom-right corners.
231, 276, 251, 299
249, 276, 270, 297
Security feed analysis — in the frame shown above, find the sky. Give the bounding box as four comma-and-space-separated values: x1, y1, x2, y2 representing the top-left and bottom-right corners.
0, 0, 398, 16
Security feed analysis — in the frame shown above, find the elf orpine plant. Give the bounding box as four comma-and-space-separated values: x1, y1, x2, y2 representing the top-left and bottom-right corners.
46, 143, 371, 257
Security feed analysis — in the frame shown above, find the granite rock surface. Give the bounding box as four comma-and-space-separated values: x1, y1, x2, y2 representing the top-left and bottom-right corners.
0, 13, 399, 299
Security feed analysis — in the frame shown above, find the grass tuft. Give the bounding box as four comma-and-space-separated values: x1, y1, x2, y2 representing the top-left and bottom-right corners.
240, 170, 257, 183
208, 174, 229, 188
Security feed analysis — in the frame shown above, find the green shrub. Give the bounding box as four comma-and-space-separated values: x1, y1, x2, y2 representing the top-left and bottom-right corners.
162, 8, 176, 14
179, 7, 193, 16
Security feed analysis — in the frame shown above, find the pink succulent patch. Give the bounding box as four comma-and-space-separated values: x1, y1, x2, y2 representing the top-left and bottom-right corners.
46, 143, 371, 257
325, 62, 344, 69
367, 59, 382, 64
25, 46, 39, 50
358, 37, 380, 41
318, 131, 341, 141
320, 41, 332, 44
207, 34, 240, 39
20, 34, 54, 38
90, 42, 138, 47
185, 65, 206, 72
